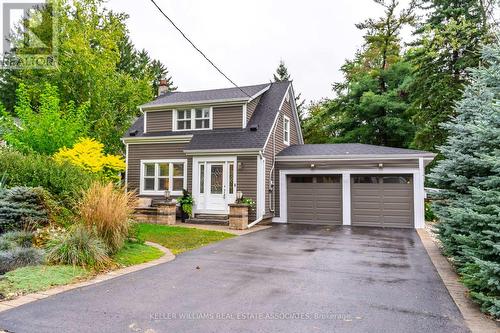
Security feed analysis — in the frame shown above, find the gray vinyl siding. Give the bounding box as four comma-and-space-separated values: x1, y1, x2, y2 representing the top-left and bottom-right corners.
145, 110, 172, 132
213, 105, 243, 129
127, 142, 192, 197
246, 96, 261, 122
274, 159, 419, 217
263, 97, 302, 216
237, 155, 257, 222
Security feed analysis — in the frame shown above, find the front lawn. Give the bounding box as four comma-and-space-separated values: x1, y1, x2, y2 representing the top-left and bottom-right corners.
0, 265, 90, 299
112, 241, 164, 267
134, 223, 234, 254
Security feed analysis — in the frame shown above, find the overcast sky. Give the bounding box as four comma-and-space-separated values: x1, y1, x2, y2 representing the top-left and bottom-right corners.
106, 0, 412, 103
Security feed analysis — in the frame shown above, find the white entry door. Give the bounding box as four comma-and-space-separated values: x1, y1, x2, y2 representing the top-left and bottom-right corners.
193, 158, 237, 214
206, 163, 226, 211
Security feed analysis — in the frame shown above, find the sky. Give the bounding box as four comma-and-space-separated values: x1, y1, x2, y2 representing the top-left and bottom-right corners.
105, 0, 412, 103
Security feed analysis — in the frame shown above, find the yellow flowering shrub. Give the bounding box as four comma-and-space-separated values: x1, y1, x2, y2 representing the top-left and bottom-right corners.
54, 138, 125, 182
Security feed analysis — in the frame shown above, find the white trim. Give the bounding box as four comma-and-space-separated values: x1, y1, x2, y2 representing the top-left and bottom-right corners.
184, 148, 261, 155
173, 107, 213, 132
140, 98, 249, 110
144, 111, 147, 134
288, 83, 304, 144
342, 172, 351, 226
139, 159, 188, 196
283, 115, 291, 146
262, 110, 281, 152
278, 167, 424, 229
278, 83, 292, 111
276, 155, 436, 161
249, 85, 271, 100
242, 103, 247, 128
122, 135, 193, 144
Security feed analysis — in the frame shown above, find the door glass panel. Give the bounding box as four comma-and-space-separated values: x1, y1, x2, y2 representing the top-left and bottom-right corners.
382, 175, 412, 184
199, 164, 205, 194
353, 176, 379, 184
290, 176, 313, 183
145, 164, 155, 177
210, 165, 223, 194
316, 176, 340, 183
228, 163, 234, 194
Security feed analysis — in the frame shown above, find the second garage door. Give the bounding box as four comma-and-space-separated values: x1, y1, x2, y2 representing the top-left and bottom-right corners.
351, 174, 414, 228
287, 175, 342, 225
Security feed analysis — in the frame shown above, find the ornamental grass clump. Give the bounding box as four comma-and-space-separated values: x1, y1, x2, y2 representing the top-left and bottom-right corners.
79, 182, 137, 253
45, 224, 110, 269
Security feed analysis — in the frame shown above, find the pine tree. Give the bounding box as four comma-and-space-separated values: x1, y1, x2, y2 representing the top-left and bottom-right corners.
428, 42, 500, 318
273, 60, 290, 82
408, 0, 496, 151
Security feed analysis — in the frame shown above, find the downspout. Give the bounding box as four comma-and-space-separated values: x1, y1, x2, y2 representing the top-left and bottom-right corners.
249, 151, 266, 229
269, 122, 276, 213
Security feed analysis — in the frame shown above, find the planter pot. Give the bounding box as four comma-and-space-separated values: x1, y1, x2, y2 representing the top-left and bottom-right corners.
229, 204, 249, 230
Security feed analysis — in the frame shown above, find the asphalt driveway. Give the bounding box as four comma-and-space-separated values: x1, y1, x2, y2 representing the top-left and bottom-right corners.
0, 225, 468, 333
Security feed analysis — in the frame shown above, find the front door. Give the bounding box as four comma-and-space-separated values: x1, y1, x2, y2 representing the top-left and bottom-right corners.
206, 163, 226, 211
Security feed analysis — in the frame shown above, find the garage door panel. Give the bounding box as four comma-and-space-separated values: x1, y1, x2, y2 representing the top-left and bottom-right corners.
287, 175, 342, 225
351, 174, 413, 228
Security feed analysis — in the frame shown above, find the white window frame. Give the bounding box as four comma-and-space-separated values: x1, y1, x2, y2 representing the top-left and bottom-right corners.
173, 107, 213, 131
140, 159, 188, 196
283, 115, 291, 146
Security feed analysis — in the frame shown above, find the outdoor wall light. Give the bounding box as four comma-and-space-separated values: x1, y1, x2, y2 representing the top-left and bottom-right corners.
378, 163, 384, 169
310, 164, 315, 169
236, 191, 243, 201
237, 161, 243, 170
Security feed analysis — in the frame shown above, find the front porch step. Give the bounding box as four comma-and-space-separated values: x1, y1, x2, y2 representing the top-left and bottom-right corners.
187, 214, 229, 226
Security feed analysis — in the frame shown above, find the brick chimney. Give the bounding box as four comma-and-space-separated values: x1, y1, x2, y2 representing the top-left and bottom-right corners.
158, 78, 168, 96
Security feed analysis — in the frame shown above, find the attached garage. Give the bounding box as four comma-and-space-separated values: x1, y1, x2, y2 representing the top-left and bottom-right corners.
351, 175, 414, 228
287, 175, 342, 225
274, 144, 436, 229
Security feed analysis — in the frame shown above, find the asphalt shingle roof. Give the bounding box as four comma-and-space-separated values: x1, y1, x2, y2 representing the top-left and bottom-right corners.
125, 81, 292, 150
277, 144, 435, 157
141, 83, 270, 108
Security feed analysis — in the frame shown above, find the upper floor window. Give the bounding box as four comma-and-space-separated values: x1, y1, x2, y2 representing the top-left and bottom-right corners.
174, 108, 211, 131
283, 115, 290, 145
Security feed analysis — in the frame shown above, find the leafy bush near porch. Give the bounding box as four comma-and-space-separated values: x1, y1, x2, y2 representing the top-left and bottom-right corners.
45, 225, 110, 269
428, 45, 500, 318
78, 182, 137, 253
0, 187, 50, 233
0, 149, 97, 206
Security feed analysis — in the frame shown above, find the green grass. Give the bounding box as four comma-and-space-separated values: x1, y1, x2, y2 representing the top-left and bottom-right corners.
0, 265, 91, 299
112, 241, 164, 267
134, 223, 235, 254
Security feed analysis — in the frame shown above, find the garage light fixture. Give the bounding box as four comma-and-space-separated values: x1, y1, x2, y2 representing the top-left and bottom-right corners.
378, 163, 384, 169
310, 164, 315, 169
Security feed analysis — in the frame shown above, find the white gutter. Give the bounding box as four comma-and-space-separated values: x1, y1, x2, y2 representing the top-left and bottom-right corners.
140, 98, 250, 110
248, 216, 264, 229
121, 135, 193, 144
276, 154, 437, 161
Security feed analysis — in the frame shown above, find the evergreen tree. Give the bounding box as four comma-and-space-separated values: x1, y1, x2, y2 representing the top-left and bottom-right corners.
273, 60, 290, 82
428, 42, 500, 318
408, 0, 497, 150
302, 0, 415, 146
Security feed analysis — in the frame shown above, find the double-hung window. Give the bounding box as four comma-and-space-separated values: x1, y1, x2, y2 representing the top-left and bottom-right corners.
283, 115, 290, 145
141, 160, 187, 195
175, 108, 211, 131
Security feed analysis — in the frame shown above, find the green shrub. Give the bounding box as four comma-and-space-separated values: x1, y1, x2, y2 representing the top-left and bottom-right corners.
424, 202, 437, 221
1, 231, 35, 247
0, 247, 44, 274
45, 225, 110, 269
0, 149, 98, 206
0, 187, 49, 233
0, 239, 15, 251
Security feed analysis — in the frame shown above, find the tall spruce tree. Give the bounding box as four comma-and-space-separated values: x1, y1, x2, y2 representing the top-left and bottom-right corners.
408, 0, 497, 150
428, 42, 500, 318
272, 60, 306, 120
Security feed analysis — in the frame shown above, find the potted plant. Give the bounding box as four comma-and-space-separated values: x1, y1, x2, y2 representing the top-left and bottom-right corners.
178, 189, 194, 222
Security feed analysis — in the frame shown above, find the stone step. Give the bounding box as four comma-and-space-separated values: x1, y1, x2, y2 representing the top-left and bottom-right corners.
195, 214, 228, 220
186, 218, 229, 226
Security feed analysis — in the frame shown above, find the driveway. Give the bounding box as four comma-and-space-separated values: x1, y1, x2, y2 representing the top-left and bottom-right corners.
0, 225, 468, 333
